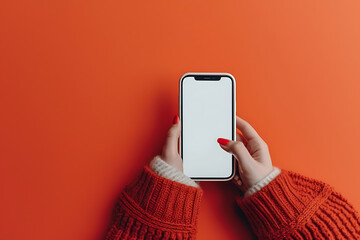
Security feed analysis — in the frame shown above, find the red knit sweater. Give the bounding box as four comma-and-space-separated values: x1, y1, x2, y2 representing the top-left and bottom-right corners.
105, 166, 360, 239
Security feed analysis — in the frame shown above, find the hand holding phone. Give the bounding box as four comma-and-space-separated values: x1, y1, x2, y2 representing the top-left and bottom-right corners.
217, 116, 274, 190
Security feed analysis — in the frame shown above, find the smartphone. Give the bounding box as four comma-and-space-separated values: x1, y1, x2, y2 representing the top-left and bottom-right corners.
179, 73, 236, 181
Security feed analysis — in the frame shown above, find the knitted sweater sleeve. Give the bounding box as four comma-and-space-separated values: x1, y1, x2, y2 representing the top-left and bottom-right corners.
105, 166, 203, 240
236, 170, 360, 239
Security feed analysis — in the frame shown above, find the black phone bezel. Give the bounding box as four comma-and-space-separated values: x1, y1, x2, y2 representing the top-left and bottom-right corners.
180, 73, 235, 180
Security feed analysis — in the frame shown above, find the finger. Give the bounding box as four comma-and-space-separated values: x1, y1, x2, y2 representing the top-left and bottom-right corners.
162, 115, 180, 156
236, 116, 263, 143
232, 173, 242, 187
231, 161, 249, 192
217, 138, 253, 174
236, 131, 248, 146
236, 132, 241, 141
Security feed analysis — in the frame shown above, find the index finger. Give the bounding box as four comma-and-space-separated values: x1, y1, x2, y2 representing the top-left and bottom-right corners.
236, 116, 262, 142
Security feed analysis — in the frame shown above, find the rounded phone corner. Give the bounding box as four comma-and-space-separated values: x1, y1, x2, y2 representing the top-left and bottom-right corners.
221, 157, 237, 181
225, 167, 236, 181
178, 72, 192, 86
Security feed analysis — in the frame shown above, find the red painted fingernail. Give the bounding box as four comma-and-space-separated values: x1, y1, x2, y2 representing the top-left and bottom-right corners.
173, 114, 179, 124
217, 138, 230, 145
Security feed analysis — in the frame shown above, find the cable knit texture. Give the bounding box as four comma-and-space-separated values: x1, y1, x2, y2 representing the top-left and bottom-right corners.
244, 166, 281, 198
105, 166, 203, 240
149, 155, 200, 188
236, 170, 360, 239
105, 165, 360, 239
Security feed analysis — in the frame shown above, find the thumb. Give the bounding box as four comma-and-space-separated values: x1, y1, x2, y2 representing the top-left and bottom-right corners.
217, 137, 253, 174
162, 115, 180, 156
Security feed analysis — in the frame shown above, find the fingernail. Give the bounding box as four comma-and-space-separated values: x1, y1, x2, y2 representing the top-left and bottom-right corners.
217, 138, 230, 145
173, 114, 179, 124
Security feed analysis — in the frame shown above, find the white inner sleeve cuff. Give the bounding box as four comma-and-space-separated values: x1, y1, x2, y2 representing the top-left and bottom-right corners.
244, 167, 281, 198
149, 155, 200, 188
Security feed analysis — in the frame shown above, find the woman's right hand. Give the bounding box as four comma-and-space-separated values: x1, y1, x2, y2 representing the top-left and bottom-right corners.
217, 116, 274, 191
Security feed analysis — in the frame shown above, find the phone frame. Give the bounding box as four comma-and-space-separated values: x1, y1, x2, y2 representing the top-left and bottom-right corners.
178, 72, 236, 181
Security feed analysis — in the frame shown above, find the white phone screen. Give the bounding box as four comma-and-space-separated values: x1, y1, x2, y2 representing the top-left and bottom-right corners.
181, 75, 234, 179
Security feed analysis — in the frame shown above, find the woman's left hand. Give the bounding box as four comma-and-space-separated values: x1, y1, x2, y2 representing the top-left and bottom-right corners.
160, 115, 183, 171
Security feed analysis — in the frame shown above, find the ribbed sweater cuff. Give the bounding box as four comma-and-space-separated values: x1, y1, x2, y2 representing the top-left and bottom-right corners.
236, 170, 334, 238
149, 155, 200, 188
121, 165, 203, 227
244, 167, 281, 198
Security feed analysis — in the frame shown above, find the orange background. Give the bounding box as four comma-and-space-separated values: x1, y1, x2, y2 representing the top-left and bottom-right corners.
1, 1, 360, 239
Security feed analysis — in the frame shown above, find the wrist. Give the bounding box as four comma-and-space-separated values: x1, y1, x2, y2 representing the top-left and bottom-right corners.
149, 155, 200, 188
244, 166, 281, 198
